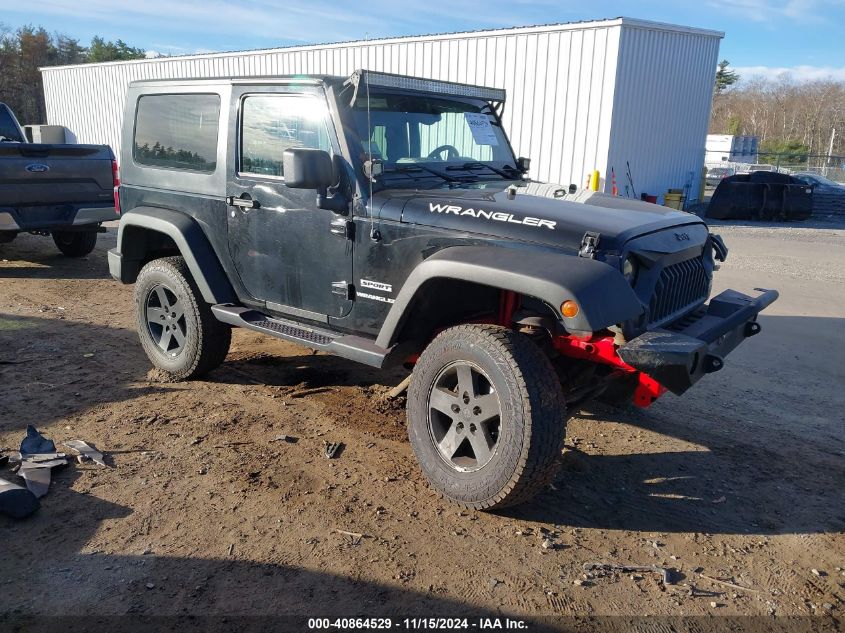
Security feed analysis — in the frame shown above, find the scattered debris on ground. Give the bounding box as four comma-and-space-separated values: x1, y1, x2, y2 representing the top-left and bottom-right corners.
323, 441, 343, 459
20, 424, 55, 454
583, 562, 676, 586
0, 478, 39, 518
270, 434, 298, 444
0, 425, 109, 512
336, 529, 365, 545
64, 439, 107, 466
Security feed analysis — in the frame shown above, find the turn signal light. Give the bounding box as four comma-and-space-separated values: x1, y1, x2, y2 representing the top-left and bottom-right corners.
561, 300, 579, 318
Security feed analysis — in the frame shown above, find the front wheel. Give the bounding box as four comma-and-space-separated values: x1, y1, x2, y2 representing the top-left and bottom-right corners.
134, 256, 231, 380
53, 230, 97, 257
407, 324, 568, 510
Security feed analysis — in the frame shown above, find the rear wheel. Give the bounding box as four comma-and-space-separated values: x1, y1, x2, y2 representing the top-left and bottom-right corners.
407, 324, 568, 510
134, 256, 231, 380
52, 229, 97, 257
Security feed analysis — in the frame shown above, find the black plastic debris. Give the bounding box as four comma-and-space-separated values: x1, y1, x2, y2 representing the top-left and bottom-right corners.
707, 171, 813, 221
12, 426, 68, 498
323, 441, 344, 459
20, 425, 56, 455
0, 477, 39, 519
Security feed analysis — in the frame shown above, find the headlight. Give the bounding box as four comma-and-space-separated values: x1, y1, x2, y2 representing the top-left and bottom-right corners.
622, 256, 638, 285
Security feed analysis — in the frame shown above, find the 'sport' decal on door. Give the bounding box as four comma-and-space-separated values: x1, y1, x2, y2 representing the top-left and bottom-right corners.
360, 279, 393, 293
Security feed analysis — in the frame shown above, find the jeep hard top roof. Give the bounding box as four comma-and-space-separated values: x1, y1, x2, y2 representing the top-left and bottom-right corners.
128, 69, 506, 103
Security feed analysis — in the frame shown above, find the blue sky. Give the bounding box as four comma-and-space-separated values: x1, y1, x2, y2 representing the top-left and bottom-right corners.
1, 0, 844, 81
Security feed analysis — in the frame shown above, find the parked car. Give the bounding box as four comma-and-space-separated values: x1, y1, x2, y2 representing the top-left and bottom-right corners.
705, 166, 734, 186
792, 172, 845, 191
108, 71, 777, 510
792, 172, 845, 216
0, 102, 117, 256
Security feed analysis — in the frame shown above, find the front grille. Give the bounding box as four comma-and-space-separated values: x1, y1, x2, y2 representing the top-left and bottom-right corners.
648, 255, 709, 326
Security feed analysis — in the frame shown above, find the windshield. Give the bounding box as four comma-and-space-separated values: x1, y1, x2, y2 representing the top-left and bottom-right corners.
349, 92, 517, 185
0, 105, 23, 142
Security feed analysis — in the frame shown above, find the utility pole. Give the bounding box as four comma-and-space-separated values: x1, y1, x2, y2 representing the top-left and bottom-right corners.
824, 127, 836, 177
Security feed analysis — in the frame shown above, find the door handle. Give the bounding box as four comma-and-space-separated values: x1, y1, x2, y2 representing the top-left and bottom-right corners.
226, 196, 259, 209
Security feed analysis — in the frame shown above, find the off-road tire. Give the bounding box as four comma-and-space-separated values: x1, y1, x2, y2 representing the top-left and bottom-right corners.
52, 230, 97, 257
407, 324, 568, 510
134, 256, 231, 380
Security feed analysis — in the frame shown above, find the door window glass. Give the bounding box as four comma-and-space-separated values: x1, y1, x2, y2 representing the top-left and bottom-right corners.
133, 94, 220, 172
240, 95, 332, 177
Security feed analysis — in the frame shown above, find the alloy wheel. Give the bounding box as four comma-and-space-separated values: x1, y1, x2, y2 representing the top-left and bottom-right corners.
427, 361, 501, 472
144, 284, 187, 357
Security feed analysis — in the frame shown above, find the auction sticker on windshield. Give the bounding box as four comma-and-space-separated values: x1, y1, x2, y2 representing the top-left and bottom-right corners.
464, 113, 499, 146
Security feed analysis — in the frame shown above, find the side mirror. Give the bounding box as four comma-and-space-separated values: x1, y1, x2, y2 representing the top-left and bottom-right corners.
283, 148, 333, 189
283, 148, 347, 213
516, 156, 531, 174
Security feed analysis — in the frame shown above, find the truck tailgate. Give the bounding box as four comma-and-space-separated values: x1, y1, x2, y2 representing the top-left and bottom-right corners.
0, 143, 114, 207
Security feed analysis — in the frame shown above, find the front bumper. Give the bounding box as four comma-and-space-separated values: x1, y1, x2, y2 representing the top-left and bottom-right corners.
617, 288, 779, 396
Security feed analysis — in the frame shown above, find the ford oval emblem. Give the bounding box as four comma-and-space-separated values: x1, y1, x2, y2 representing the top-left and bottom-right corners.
25, 163, 50, 173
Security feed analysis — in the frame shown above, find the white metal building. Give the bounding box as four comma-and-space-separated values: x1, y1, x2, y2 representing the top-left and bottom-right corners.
40, 17, 722, 201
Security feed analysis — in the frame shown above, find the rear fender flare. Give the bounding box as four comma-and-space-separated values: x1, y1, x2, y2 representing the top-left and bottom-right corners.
375, 246, 643, 348
116, 207, 235, 304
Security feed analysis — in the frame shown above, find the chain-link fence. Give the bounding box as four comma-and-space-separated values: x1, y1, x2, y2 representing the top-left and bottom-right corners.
706, 153, 845, 184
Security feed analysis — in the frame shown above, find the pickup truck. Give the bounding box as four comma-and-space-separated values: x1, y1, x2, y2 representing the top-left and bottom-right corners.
0, 102, 117, 256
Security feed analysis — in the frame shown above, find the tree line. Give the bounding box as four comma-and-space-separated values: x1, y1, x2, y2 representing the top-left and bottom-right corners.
711, 61, 844, 159
0, 24, 145, 125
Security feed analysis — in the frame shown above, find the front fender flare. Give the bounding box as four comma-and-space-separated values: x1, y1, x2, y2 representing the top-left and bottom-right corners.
375, 246, 643, 348
114, 207, 235, 304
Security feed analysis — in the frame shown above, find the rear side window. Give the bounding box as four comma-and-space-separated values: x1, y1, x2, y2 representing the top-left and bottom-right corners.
133, 94, 220, 172
240, 95, 332, 178
0, 106, 23, 142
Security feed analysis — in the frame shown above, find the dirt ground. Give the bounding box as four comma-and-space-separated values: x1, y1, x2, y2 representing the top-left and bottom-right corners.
1, 220, 843, 628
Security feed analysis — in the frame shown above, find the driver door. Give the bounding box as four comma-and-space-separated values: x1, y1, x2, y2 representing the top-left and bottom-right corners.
226, 86, 353, 320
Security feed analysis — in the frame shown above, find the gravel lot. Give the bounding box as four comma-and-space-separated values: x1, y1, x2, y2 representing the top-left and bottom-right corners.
1, 219, 843, 627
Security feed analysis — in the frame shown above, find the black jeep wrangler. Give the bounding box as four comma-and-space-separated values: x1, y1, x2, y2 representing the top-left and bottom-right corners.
109, 71, 777, 510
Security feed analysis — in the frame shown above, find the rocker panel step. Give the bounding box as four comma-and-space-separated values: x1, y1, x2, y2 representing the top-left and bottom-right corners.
211, 304, 390, 368
248, 317, 334, 346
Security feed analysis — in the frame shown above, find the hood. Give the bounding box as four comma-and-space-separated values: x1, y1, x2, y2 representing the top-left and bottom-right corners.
388, 181, 704, 253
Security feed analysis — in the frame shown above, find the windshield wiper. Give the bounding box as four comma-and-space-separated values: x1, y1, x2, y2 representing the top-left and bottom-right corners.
445, 162, 520, 179
383, 164, 462, 184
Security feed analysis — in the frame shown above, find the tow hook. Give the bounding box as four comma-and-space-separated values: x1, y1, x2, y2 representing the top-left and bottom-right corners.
745, 321, 762, 337
703, 354, 724, 373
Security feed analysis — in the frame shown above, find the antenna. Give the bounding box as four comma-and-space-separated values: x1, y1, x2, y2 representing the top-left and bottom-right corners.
366, 71, 379, 240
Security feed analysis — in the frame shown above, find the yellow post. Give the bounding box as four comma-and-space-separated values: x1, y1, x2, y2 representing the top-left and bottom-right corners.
664, 192, 683, 209
590, 170, 600, 192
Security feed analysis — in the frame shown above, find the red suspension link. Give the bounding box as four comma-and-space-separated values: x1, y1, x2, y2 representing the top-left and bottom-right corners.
552, 333, 667, 408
